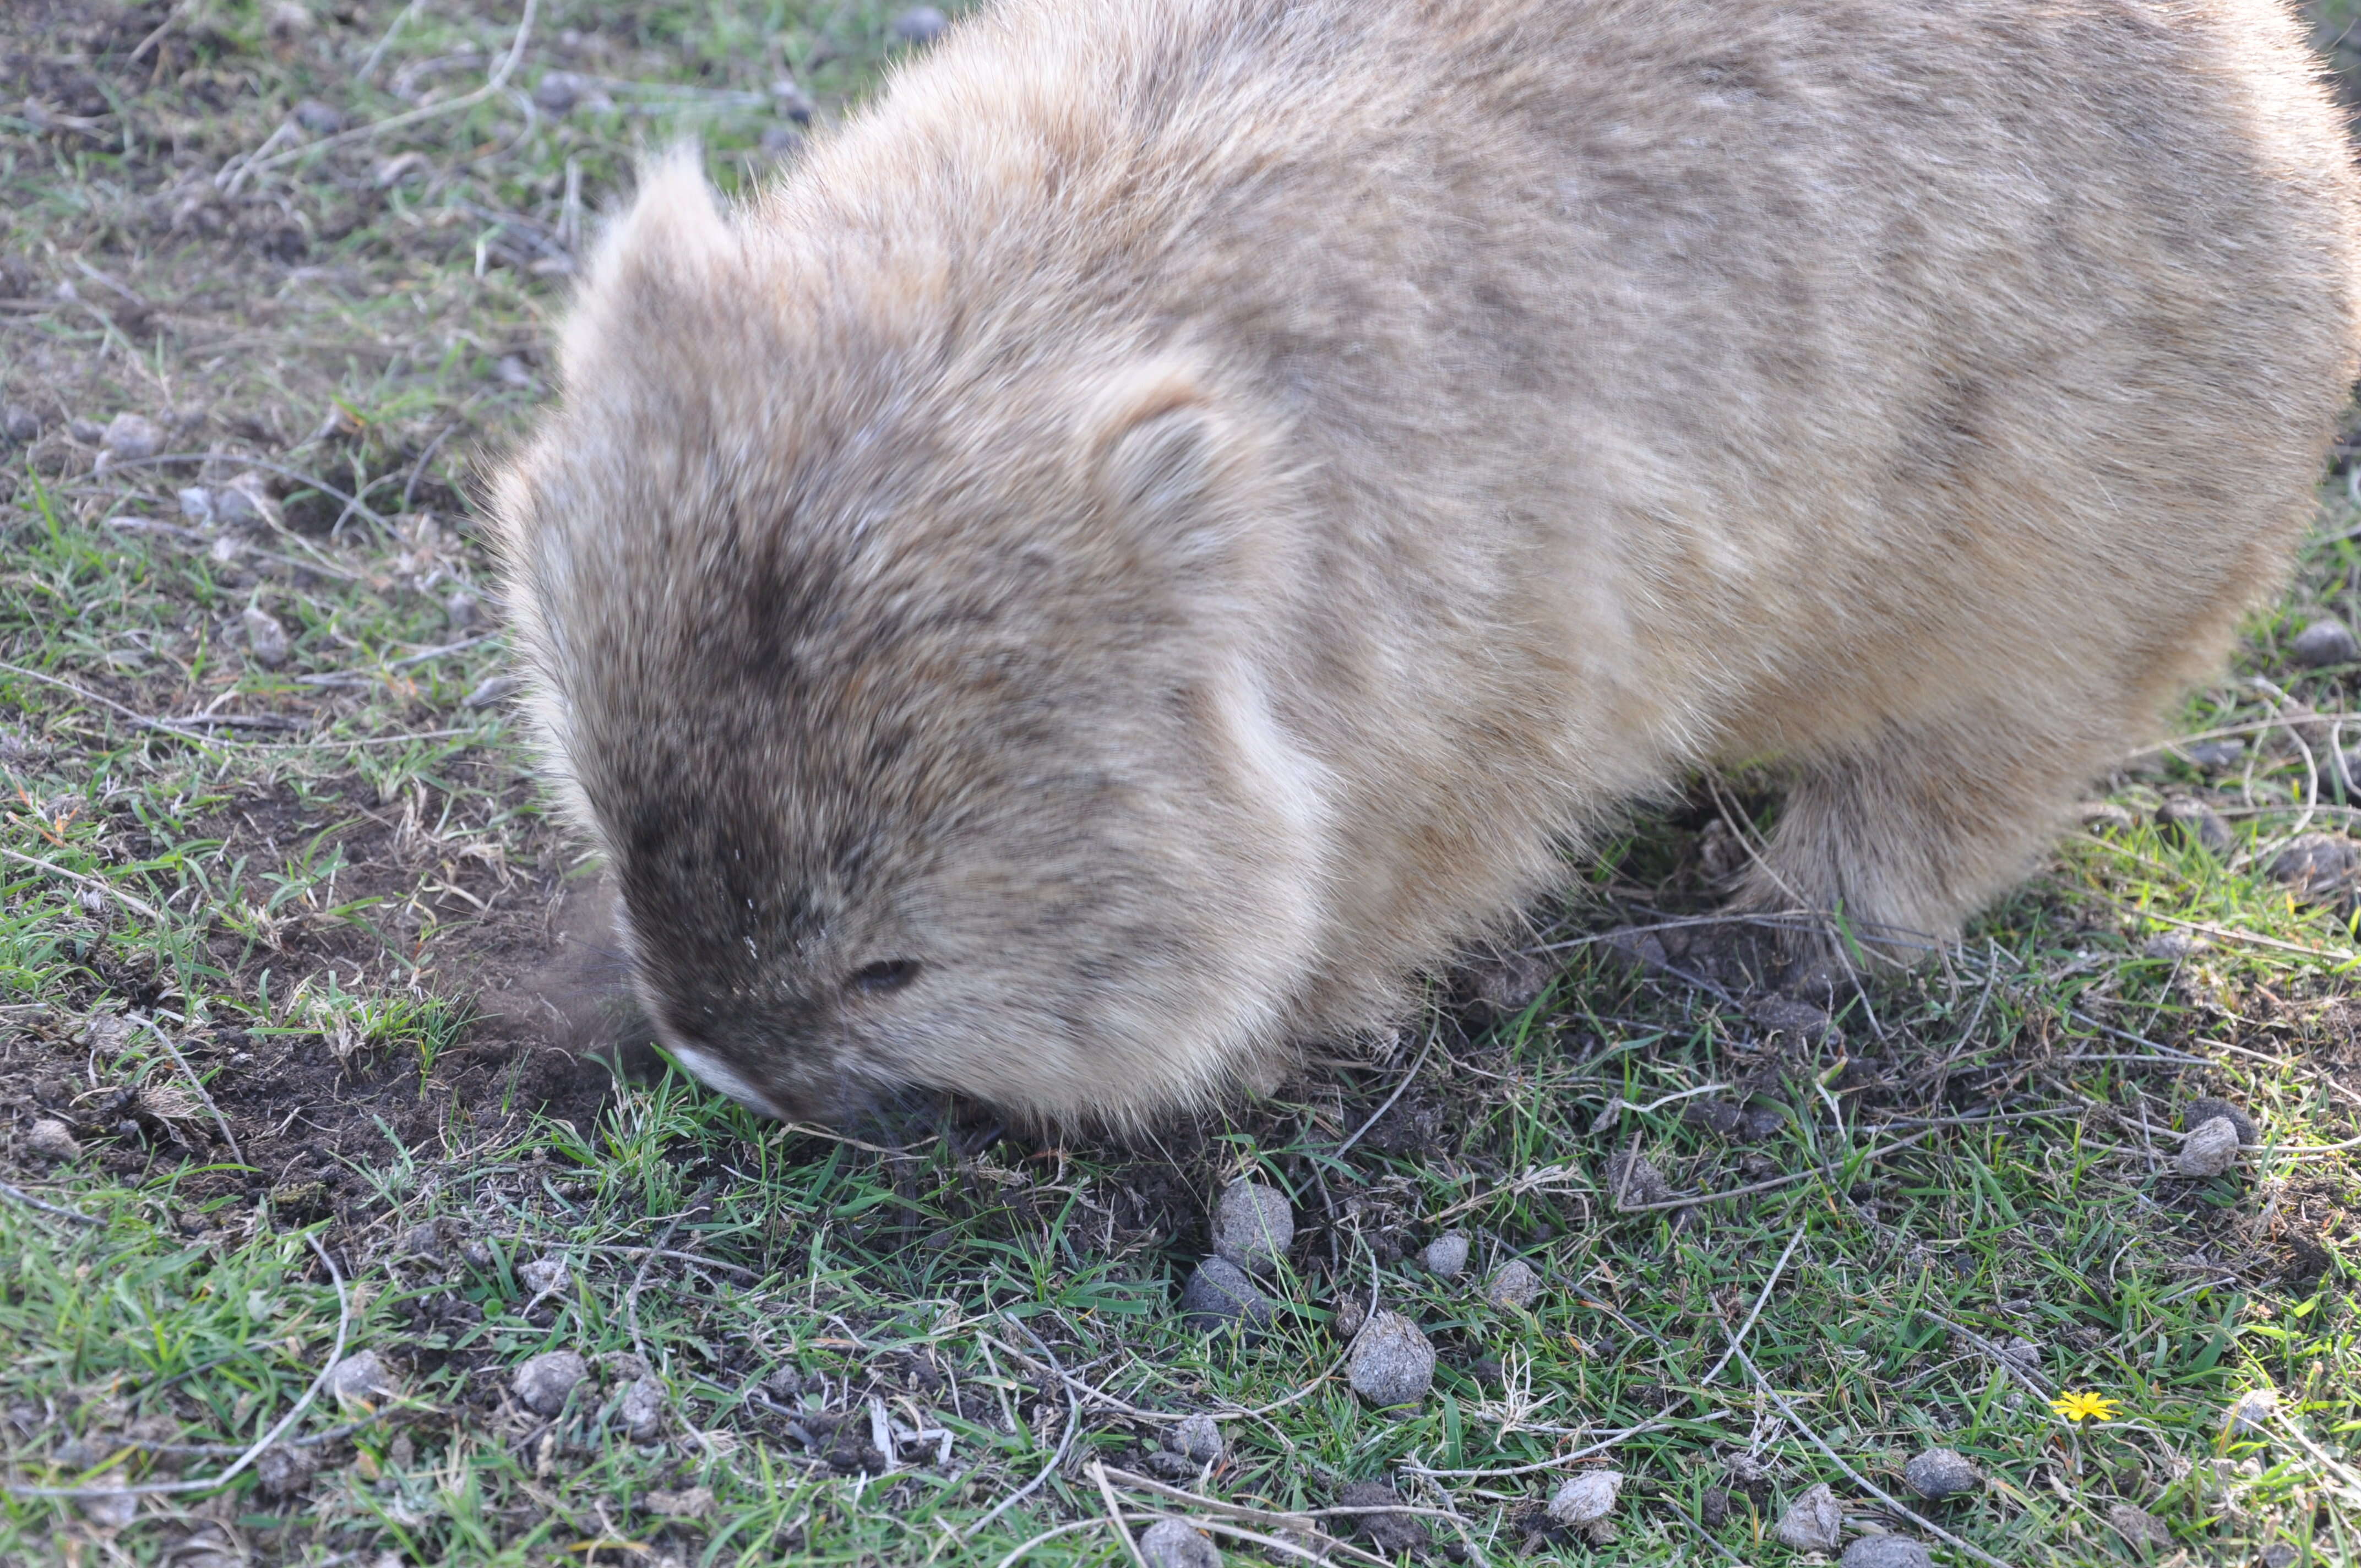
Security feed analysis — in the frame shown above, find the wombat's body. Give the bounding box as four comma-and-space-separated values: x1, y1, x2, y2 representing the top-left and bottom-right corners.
495, 0, 2361, 1123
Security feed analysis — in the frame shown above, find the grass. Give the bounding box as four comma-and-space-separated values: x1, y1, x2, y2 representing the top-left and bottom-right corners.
3, 1, 2361, 1565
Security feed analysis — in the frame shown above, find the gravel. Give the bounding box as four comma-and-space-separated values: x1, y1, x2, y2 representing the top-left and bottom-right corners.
1774, 1483, 1845, 1552
1486, 1258, 1542, 1309
101, 412, 160, 462
2173, 1115, 2242, 1178
1682, 1098, 1746, 1138
1338, 1479, 1430, 1555
2268, 834, 2357, 897
1165, 1412, 1223, 1464
2107, 1502, 2172, 1549
292, 99, 345, 134
2156, 797, 2231, 856
518, 1256, 572, 1297
1211, 1178, 1294, 1274
1605, 1149, 1674, 1208
254, 1443, 317, 1500
1179, 1257, 1275, 1333
532, 72, 583, 114
1139, 1518, 1221, 1568
1902, 1447, 1979, 1499
1842, 1536, 1934, 1568
1348, 1309, 1435, 1407
212, 471, 278, 529
242, 606, 291, 668
513, 1350, 590, 1417
3, 405, 40, 443
2182, 1097, 2256, 1145
617, 1375, 665, 1441
325, 1349, 398, 1407
2224, 1388, 2276, 1433
890, 7, 949, 45
1547, 1468, 1623, 1526
2291, 618, 2359, 667
25, 1118, 81, 1161
1419, 1231, 1470, 1278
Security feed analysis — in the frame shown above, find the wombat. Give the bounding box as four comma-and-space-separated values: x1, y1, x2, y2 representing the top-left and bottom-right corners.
493, 0, 2361, 1124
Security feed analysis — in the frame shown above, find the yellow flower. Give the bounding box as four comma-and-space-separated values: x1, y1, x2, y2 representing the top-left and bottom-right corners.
2050, 1390, 2119, 1423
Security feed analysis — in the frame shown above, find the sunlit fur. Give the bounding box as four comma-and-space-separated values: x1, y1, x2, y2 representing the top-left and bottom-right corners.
493, 0, 2361, 1126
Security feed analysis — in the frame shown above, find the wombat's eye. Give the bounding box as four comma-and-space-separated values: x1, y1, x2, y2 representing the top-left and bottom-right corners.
849, 959, 920, 994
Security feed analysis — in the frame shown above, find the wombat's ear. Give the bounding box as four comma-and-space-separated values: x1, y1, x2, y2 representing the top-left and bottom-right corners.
559, 149, 735, 382
1091, 367, 1226, 533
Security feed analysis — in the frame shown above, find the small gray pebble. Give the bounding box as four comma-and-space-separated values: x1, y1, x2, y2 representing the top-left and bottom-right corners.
617, 1375, 665, 1441
464, 674, 521, 710
2107, 1503, 2170, 1549
69, 417, 107, 445
213, 472, 278, 529
1179, 1257, 1274, 1333
1347, 1309, 1435, 1407
2156, 797, 2231, 856
2142, 930, 2202, 961
1486, 1257, 1541, 1309
769, 77, 815, 123
2183, 739, 2244, 770
890, 6, 949, 44
2268, 833, 2358, 896
1740, 1103, 1787, 1140
1999, 1336, 2042, 1370
513, 1349, 590, 1416
1337, 1479, 1429, 1555
101, 412, 160, 462
532, 72, 582, 114
177, 486, 213, 522
1842, 1536, 1934, 1568
760, 126, 808, 158
1774, 1482, 1845, 1553
518, 1255, 571, 1297
1139, 1517, 1221, 1568
1682, 1097, 1747, 1138
292, 99, 344, 134
325, 1349, 397, 1406
1547, 1468, 1623, 1525
398, 1220, 444, 1259
2, 405, 37, 443
1165, 1411, 1223, 1464
1605, 1150, 1674, 1208
461, 1239, 496, 1268
1902, 1447, 1979, 1500
2174, 1115, 2240, 1178
2225, 1387, 2277, 1433
496, 355, 535, 389
1211, 1178, 1294, 1274
26, 1118, 81, 1161
254, 1443, 316, 1500
2291, 618, 2359, 668
2182, 1096, 2256, 1145
242, 605, 291, 668
444, 589, 481, 630
1419, 1231, 1470, 1278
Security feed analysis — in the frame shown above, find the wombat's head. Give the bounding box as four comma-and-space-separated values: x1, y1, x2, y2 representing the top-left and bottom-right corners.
491, 160, 1330, 1125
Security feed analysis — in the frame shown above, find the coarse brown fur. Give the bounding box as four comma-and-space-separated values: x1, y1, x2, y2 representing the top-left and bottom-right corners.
492, 0, 2361, 1126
